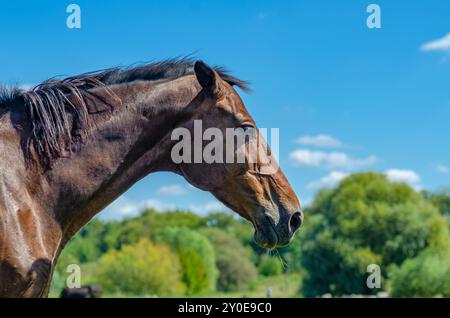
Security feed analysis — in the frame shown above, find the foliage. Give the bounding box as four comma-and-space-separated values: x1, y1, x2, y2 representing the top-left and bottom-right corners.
49, 269, 65, 296
257, 254, 284, 277
390, 248, 450, 297
157, 227, 217, 294
204, 213, 253, 241
423, 189, 450, 216
298, 172, 450, 297
301, 233, 381, 296
95, 238, 185, 295
386, 214, 450, 298
103, 209, 206, 250
200, 228, 257, 291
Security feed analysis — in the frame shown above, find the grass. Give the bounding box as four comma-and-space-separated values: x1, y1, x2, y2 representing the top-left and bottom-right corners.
196, 274, 301, 298
92, 274, 301, 298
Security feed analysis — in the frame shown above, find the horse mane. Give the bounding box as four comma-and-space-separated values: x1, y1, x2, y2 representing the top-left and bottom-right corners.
0, 57, 249, 166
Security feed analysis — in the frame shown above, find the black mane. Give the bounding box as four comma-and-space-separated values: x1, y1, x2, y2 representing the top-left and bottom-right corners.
99, 58, 248, 90
0, 57, 249, 108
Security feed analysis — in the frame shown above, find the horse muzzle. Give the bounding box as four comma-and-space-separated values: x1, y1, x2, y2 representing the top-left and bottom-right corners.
253, 208, 303, 249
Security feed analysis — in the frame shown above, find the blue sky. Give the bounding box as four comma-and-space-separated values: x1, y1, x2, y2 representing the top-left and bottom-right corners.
1, 0, 449, 219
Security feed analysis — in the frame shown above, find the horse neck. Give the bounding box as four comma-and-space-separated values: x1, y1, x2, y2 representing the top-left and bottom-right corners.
42, 76, 203, 239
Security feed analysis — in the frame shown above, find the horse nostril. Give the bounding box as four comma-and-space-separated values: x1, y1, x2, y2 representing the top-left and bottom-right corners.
289, 212, 302, 233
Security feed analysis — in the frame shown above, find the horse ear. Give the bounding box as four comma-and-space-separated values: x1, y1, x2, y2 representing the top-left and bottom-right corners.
194, 60, 220, 94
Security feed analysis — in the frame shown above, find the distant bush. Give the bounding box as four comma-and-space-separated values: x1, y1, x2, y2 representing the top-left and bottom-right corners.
158, 227, 217, 294
258, 254, 284, 277
95, 238, 185, 295
201, 228, 257, 292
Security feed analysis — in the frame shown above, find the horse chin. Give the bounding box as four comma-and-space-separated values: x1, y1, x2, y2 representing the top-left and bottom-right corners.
253, 221, 279, 249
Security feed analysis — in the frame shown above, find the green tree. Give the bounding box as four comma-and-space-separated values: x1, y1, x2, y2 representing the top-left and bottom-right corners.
158, 227, 217, 294
56, 218, 108, 266
390, 248, 450, 297
103, 209, 206, 250
423, 189, 450, 216
201, 228, 257, 291
95, 238, 185, 295
299, 172, 450, 297
204, 212, 254, 246
389, 217, 450, 297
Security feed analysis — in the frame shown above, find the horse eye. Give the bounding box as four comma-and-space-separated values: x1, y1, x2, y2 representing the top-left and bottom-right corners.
241, 124, 255, 131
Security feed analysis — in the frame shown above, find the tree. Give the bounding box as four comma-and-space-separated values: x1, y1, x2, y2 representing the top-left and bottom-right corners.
158, 227, 217, 294
204, 212, 254, 246
423, 189, 450, 216
390, 248, 450, 297
299, 172, 450, 297
200, 228, 257, 291
389, 217, 450, 297
95, 238, 185, 295
56, 218, 108, 266
103, 209, 206, 251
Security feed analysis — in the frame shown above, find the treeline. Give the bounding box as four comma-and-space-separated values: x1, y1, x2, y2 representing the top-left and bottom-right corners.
51, 209, 280, 296
51, 172, 450, 297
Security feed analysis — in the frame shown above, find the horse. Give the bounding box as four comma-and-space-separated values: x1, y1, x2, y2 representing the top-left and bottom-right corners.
0, 58, 303, 297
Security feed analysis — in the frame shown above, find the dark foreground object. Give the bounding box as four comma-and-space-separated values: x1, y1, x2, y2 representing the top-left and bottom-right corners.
60, 285, 102, 298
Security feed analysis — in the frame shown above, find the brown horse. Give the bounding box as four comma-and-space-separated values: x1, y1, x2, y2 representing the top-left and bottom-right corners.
0, 58, 302, 297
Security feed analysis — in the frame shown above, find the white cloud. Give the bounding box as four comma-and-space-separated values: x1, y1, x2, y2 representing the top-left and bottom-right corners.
157, 184, 188, 196
99, 196, 176, 220
385, 169, 421, 190
289, 149, 378, 170
295, 134, 343, 148
420, 33, 450, 52
436, 164, 450, 174
141, 199, 176, 211
300, 197, 313, 208
99, 196, 140, 220
189, 200, 232, 215
99, 196, 233, 220
305, 169, 423, 193
307, 171, 349, 190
